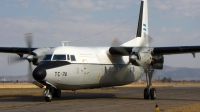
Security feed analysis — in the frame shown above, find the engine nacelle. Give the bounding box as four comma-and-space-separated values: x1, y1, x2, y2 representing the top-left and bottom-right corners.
151, 55, 164, 69
31, 47, 51, 65
129, 53, 139, 65
129, 52, 153, 70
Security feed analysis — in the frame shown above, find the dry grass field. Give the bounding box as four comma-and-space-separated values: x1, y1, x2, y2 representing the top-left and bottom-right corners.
165, 103, 200, 112
0, 83, 39, 88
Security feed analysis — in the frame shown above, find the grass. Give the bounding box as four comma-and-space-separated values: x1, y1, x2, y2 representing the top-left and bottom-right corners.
0, 83, 38, 88
165, 103, 200, 112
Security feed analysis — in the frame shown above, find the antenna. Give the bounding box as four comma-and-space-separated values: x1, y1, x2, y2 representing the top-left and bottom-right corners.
62, 41, 70, 46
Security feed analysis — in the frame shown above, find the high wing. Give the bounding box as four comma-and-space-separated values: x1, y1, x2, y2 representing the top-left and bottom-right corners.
109, 46, 200, 56
153, 46, 200, 55
0, 47, 37, 54
0, 47, 51, 66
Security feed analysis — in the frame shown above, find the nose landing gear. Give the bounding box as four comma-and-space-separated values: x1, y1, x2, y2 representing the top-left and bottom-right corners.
43, 86, 61, 102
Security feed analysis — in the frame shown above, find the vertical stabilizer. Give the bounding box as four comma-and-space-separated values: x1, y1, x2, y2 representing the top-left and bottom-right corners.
120, 0, 149, 47
136, 0, 149, 47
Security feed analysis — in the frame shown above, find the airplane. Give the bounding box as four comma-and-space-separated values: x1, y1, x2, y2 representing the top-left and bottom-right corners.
1, 0, 200, 102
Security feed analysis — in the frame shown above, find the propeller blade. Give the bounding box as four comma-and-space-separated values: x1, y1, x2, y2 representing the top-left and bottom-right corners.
27, 62, 44, 88
110, 38, 130, 55
110, 38, 121, 47
147, 34, 154, 45
8, 55, 26, 65
27, 62, 34, 82
24, 33, 33, 54
152, 69, 157, 78
32, 81, 44, 88
132, 33, 154, 53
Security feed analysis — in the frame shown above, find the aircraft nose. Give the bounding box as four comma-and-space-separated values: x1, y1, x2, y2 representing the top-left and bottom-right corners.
32, 66, 46, 81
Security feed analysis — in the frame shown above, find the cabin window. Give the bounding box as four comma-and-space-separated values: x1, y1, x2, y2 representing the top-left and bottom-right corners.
53, 55, 66, 60
43, 55, 52, 61
70, 55, 76, 61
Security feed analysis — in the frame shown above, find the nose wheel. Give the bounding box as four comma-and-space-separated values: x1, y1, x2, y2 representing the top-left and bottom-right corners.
45, 94, 52, 102
43, 86, 53, 102
43, 86, 61, 102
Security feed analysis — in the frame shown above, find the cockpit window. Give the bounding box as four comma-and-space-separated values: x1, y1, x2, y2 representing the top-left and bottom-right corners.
70, 55, 76, 61
67, 55, 70, 60
53, 55, 66, 60
43, 55, 52, 61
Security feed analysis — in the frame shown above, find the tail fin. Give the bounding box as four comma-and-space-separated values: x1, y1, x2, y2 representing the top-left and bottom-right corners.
121, 0, 149, 47
136, 0, 149, 47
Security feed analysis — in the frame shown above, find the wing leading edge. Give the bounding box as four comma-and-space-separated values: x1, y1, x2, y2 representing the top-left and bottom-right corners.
153, 46, 200, 55
0, 47, 37, 54
109, 46, 200, 55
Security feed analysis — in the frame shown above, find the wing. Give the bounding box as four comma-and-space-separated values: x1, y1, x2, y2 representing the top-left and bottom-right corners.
152, 46, 200, 55
109, 46, 200, 55
0, 47, 37, 54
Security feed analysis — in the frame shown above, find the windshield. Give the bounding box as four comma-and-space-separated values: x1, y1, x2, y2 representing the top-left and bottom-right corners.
43, 55, 52, 61
53, 55, 66, 60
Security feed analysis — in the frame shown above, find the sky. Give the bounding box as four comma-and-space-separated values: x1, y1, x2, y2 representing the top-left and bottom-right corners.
0, 0, 200, 76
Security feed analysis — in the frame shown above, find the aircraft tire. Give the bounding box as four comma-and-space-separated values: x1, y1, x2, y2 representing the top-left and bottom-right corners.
45, 94, 52, 102
150, 88, 156, 100
144, 88, 149, 99
54, 89, 61, 98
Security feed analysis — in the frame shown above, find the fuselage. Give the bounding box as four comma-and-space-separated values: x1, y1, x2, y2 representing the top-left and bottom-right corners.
33, 46, 144, 90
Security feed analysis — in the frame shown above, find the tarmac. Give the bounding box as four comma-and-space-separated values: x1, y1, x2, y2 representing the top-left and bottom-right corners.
0, 85, 200, 112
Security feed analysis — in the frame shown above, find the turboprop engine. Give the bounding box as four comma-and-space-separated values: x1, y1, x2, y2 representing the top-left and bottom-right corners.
129, 48, 164, 70
27, 47, 51, 65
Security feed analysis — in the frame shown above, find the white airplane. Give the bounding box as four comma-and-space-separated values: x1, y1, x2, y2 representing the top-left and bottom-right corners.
1, 0, 200, 102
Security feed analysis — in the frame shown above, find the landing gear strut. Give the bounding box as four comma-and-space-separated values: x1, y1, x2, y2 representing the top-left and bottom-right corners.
53, 88, 61, 98
144, 68, 156, 100
43, 86, 53, 102
43, 86, 61, 102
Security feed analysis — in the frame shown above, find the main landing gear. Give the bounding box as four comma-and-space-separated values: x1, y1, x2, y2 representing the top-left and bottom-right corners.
144, 69, 156, 100
43, 85, 61, 102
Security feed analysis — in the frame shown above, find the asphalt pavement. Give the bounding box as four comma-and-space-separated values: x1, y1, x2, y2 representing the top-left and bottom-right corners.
0, 87, 200, 112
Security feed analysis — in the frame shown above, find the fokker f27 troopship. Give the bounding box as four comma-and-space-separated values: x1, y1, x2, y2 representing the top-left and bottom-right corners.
1, 0, 200, 102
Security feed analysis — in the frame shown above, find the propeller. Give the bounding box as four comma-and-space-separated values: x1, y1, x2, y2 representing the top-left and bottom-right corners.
24, 33, 35, 82
131, 34, 154, 57
8, 33, 34, 82
128, 33, 154, 68
110, 34, 154, 67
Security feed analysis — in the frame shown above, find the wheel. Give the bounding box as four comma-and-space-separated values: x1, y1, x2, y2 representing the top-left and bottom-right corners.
53, 89, 61, 98
150, 88, 156, 100
144, 88, 149, 99
45, 93, 52, 102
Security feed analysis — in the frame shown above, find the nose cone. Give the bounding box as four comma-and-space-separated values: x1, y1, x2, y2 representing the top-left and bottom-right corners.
32, 67, 46, 81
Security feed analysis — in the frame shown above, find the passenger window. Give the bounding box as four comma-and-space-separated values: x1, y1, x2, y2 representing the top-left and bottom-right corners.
53, 55, 66, 60
70, 55, 76, 61
43, 55, 52, 61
